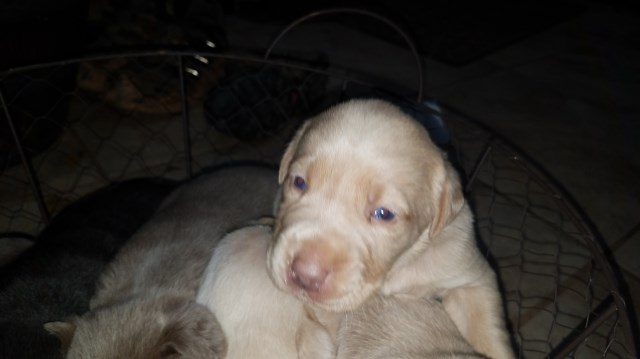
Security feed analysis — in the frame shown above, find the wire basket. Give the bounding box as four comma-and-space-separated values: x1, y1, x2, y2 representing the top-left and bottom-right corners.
0, 9, 637, 359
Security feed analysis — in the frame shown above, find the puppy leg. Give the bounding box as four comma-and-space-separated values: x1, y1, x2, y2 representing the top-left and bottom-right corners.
442, 286, 514, 359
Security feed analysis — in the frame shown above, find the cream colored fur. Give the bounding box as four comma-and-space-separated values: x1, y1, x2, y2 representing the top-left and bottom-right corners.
268, 99, 514, 359
337, 295, 485, 358
196, 223, 334, 359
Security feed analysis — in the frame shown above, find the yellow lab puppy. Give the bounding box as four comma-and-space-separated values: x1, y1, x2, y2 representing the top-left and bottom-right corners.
268, 99, 514, 359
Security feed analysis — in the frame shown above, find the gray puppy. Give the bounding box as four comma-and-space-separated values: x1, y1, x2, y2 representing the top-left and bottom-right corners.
46, 164, 279, 359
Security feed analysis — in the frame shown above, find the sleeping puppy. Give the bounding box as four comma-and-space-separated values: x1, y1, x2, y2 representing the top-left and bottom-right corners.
196, 223, 334, 359
267, 99, 514, 359
46, 164, 279, 358
0, 178, 174, 359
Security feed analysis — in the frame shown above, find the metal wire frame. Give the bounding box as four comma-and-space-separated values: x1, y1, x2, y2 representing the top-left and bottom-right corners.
445, 103, 638, 358
0, 51, 636, 358
264, 7, 425, 103
0, 50, 376, 223
1, 89, 51, 225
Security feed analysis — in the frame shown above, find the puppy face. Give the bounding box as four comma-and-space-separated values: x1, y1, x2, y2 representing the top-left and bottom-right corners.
267, 100, 463, 312
45, 295, 226, 359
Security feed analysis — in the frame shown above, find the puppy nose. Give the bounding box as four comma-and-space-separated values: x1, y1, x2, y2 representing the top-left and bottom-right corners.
290, 255, 328, 292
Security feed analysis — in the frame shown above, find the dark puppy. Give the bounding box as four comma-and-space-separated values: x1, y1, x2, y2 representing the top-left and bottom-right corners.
0, 178, 175, 359
0, 234, 34, 268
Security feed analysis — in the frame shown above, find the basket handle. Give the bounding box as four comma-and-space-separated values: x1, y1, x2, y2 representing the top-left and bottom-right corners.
264, 8, 424, 102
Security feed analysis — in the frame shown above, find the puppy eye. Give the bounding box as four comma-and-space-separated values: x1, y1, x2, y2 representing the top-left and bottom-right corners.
292, 176, 308, 192
372, 207, 395, 221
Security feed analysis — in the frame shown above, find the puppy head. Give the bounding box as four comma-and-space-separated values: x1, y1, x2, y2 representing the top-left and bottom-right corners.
45, 295, 226, 359
268, 99, 464, 312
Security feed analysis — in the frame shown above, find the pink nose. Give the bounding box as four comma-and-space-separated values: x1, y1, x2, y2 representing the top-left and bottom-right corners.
290, 255, 329, 292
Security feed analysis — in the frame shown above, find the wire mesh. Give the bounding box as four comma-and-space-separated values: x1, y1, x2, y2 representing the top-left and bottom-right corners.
446, 108, 636, 358
0, 52, 636, 358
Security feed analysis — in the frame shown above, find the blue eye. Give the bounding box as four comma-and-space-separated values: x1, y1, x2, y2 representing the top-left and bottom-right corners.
293, 176, 307, 191
372, 207, 395, 221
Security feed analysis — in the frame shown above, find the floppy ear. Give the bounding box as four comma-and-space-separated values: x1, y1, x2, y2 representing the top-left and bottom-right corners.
44, 320, 76, 354
381, 161, 465, 296
279, 120, 312, 184
429, 161, 465, 238
158, 302, 227, 358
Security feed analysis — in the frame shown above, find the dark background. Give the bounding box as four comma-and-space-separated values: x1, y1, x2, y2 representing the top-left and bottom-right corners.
2, 0, 624, 70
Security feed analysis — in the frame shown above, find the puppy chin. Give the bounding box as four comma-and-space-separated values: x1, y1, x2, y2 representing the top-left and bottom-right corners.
305, 282, 377, 313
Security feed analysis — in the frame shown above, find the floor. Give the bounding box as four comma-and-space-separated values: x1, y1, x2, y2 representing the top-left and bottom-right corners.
224, 0, 640, 354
